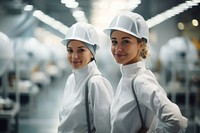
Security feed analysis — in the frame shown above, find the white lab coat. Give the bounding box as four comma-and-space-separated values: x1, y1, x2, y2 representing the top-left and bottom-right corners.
110, 61, 188, 133
58, 61, 113, 133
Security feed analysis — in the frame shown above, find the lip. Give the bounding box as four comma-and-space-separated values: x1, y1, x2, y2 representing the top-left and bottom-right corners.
71, 60, 81, 65
114, 53, 126, 59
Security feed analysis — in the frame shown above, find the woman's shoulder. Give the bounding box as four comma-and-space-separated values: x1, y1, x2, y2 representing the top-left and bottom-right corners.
133, 70, 157, 87
134, 70, 165, 94
88, 74, 105, 83
88, 74, 112, 86
66, 73, 74, 82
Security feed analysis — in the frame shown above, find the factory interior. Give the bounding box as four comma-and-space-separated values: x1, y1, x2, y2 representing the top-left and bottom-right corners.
0, 0, 200, 132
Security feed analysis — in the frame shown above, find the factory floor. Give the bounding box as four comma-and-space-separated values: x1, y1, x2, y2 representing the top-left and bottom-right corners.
19, 75, 67, 133
17, 73, 199, 133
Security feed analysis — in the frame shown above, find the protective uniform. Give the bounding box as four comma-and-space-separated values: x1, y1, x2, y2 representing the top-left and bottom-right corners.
103, 11, 188, 133
110, 61, 188, 133
58, 22, 113, 133
58, 61, 113, 133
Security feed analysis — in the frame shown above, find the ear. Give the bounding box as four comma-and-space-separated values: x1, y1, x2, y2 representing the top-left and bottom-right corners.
139, 41, 145, 49
90, 52, 94, 59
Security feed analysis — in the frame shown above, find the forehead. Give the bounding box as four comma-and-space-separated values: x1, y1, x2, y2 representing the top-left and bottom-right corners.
67, 40, 86, 48
111, 30, 135, 39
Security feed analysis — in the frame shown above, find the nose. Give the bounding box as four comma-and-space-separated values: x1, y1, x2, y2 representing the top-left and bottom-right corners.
115, 43, 123, 51
72, 52, 78, 59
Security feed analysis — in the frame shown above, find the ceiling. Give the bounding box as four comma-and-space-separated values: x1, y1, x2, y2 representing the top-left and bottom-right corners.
26, 0, 200, 25
24, 0, 93, 27
0, 0, 199, 37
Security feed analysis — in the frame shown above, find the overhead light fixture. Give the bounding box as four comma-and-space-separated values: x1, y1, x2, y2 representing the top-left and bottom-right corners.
72, 10, 84, 18
61, 0, 79, 8
178, 22, 185, 30
146, 0, 200, 28
192, 19, 199, 26
109, 0, 141, 10
24, 5, 33, 11
65, 2, 79, 8
61, 0, 88, 22
33, 10, 68, 35
90, 0, 141, 33
127, 0, 141, 10
71, 7, 88, 22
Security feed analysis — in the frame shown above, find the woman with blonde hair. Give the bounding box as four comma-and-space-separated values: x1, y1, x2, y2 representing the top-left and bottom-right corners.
104, 11, 188, 133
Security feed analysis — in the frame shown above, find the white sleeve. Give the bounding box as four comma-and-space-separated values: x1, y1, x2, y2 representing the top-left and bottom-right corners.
135, 76, 188, 133
88, 76, 113, 133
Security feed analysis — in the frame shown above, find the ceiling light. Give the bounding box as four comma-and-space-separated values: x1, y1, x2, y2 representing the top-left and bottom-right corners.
33, 10, 68, 35
178, 22, 185, 30
90, 0, 141, 33
61, 0, 67, 4
72, 9, 88, 22
72, 10, 84, 18
192, 19, 199, 26
146, 0, 200, 28
61, 0, 79, 8
24, 5, 33, 11
65, 2, 79, 8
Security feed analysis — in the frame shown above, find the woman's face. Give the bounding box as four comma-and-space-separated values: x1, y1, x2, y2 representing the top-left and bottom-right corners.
67, 40, 93, 69
110, 30, 142, 65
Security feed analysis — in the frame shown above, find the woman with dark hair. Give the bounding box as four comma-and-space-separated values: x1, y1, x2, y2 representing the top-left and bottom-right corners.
58, 22, 113, 133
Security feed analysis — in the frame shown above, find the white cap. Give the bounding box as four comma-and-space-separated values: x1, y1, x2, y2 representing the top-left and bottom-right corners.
104, 11, 149, 43
62, 22, 99, 50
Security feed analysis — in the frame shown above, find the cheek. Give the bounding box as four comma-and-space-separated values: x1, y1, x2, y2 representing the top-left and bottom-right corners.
83, 52, 92, 61
88, 53, 93, 60
128, 44, 137, 52
67, 53, 70, 57
67, 53, 72, 60
111, 46, 115, 54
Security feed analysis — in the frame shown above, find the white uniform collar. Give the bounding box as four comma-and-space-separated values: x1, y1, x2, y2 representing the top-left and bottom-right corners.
120, 61, 146, 77
73, 60, 100, 81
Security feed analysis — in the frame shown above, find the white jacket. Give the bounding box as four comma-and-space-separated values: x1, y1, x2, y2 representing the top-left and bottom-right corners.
110, 61, 188, 133
58, 61, 113, 133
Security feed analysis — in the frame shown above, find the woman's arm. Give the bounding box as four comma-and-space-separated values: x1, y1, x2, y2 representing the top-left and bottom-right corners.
135, 75, 188, 133
88, 76, 113, 133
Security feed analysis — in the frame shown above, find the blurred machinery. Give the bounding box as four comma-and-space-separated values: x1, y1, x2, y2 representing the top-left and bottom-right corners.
0, 32, 14, 77
0, 31, 20, 132
14, 37, 51, 88
45, 41, 68, 81
159, 36, 199, 86
159, 36, 200, 129
9, 36, 68, 113
0, 29, 69, 132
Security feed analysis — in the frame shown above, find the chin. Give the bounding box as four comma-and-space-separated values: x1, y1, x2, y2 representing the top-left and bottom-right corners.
115, 60, 124, 64
72, 65, 82, 69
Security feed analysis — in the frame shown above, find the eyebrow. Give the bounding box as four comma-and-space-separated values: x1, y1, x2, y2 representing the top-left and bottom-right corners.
67, 46, 86, 49
111, 37, 131, 40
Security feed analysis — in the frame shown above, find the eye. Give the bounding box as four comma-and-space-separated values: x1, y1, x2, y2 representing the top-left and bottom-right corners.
111, 40, 117, 46
122, 40, 130, 45
67, 48, 73, 53
78, 48, 85, 53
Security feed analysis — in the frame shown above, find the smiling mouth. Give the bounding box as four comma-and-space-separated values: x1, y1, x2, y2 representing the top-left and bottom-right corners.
71, 61, 81, 65
114, 53, 126, 59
